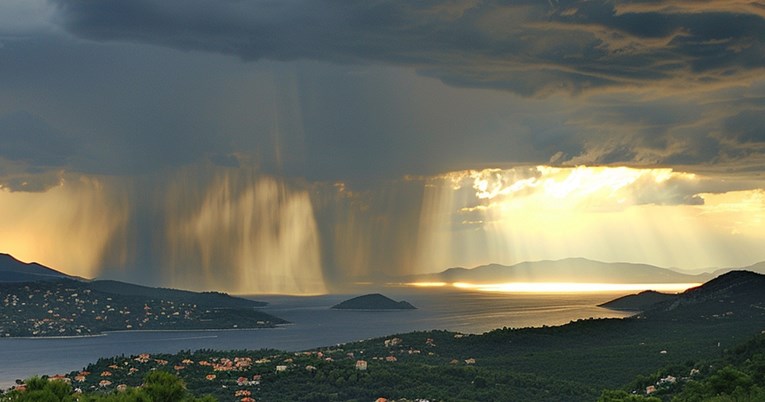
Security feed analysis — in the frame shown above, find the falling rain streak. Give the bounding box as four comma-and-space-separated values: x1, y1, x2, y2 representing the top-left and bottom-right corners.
0, 167, 327, 294
162, 169, 326, 294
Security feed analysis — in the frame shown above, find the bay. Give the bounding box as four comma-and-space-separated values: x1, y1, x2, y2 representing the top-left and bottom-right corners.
0, 288, 635, 389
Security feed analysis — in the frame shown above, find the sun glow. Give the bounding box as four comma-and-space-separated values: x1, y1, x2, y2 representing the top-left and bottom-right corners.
0, 176, 128, 279
408, 282, 700, 293
414, 166, 765, 273
405, 282, 449, 288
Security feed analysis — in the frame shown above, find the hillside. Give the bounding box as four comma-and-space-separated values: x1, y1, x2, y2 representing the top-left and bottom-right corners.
0, 253, 74, 282
406, 258, 709, 284
600, 326, 765, 400
90, 280, 266, 308
599, 270, 765, 315
642, 270, 765, 319
332, 293, 416, 310
0, 279, 282, 337
598, 290, 678, 311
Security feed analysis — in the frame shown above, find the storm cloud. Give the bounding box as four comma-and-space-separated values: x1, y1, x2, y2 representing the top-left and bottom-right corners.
0, 0, 746, 183
50, 0, 765, 96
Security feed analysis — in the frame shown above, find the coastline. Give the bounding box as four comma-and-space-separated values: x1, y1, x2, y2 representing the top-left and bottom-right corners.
5, 333, 107, 340
0, 324, 288, 340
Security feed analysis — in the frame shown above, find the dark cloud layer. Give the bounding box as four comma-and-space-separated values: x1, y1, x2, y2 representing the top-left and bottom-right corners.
0, 111, 74, 168
0, 1, 763, 190
51, 0, 765, 96
0, 111, 75, 191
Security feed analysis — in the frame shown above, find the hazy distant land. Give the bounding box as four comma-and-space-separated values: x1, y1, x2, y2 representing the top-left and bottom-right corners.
399, 257, 765, 285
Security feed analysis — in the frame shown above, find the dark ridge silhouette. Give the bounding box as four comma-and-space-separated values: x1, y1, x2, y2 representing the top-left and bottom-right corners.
600, 270, 765, 314
0, 253, 75, 282
90, 279, 266, 308
598, 290, 678, 311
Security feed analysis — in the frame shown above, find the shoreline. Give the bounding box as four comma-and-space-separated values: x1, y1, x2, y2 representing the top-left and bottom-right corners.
0, 324, 289, 340
2, 333, 107, 340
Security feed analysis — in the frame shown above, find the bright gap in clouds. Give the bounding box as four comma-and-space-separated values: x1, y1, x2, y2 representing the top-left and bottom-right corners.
414, 166, 765, 275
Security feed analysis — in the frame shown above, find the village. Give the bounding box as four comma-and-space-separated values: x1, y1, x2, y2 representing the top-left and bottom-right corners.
0, 280, 281, 337
20, 333, 477, 401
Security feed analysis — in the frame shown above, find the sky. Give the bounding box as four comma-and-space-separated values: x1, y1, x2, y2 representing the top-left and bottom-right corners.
0, 0, 764, 293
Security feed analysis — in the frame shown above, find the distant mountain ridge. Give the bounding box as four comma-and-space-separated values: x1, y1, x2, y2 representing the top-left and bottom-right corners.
709, 261, 765, 278
405, 258, 715, 284
0, 253, 76, 282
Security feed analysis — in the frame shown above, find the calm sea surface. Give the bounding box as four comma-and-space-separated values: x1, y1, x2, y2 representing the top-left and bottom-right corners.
0, 287, 635, 388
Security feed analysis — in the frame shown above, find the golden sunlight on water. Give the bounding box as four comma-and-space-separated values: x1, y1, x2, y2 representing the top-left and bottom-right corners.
405, 282, 700, 293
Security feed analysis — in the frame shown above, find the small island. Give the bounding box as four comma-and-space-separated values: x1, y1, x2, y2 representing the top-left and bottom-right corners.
331, 293, 416, 310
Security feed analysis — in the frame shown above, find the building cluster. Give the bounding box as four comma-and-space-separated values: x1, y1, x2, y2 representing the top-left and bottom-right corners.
56, 338, 452, 402
644, 368, 700, 396
2, 333, 472, 401
0, 281, 264, 337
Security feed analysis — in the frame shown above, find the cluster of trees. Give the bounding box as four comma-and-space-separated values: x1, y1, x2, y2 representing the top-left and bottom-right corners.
1, 372, 216, 402
599, 333, 765, 401
246, 362, 595, 401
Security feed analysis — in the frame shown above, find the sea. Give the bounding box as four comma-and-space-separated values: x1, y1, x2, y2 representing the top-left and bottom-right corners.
0, 287, 636, 389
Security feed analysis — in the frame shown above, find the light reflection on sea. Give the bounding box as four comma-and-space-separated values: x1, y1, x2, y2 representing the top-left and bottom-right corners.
0, 287, 636, 388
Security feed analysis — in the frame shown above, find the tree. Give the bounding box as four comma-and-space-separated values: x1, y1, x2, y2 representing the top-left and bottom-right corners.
1, 377, 75, 402
598, 389, 661, 402
142, 371, 189, 402
705, 366, 753, 395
